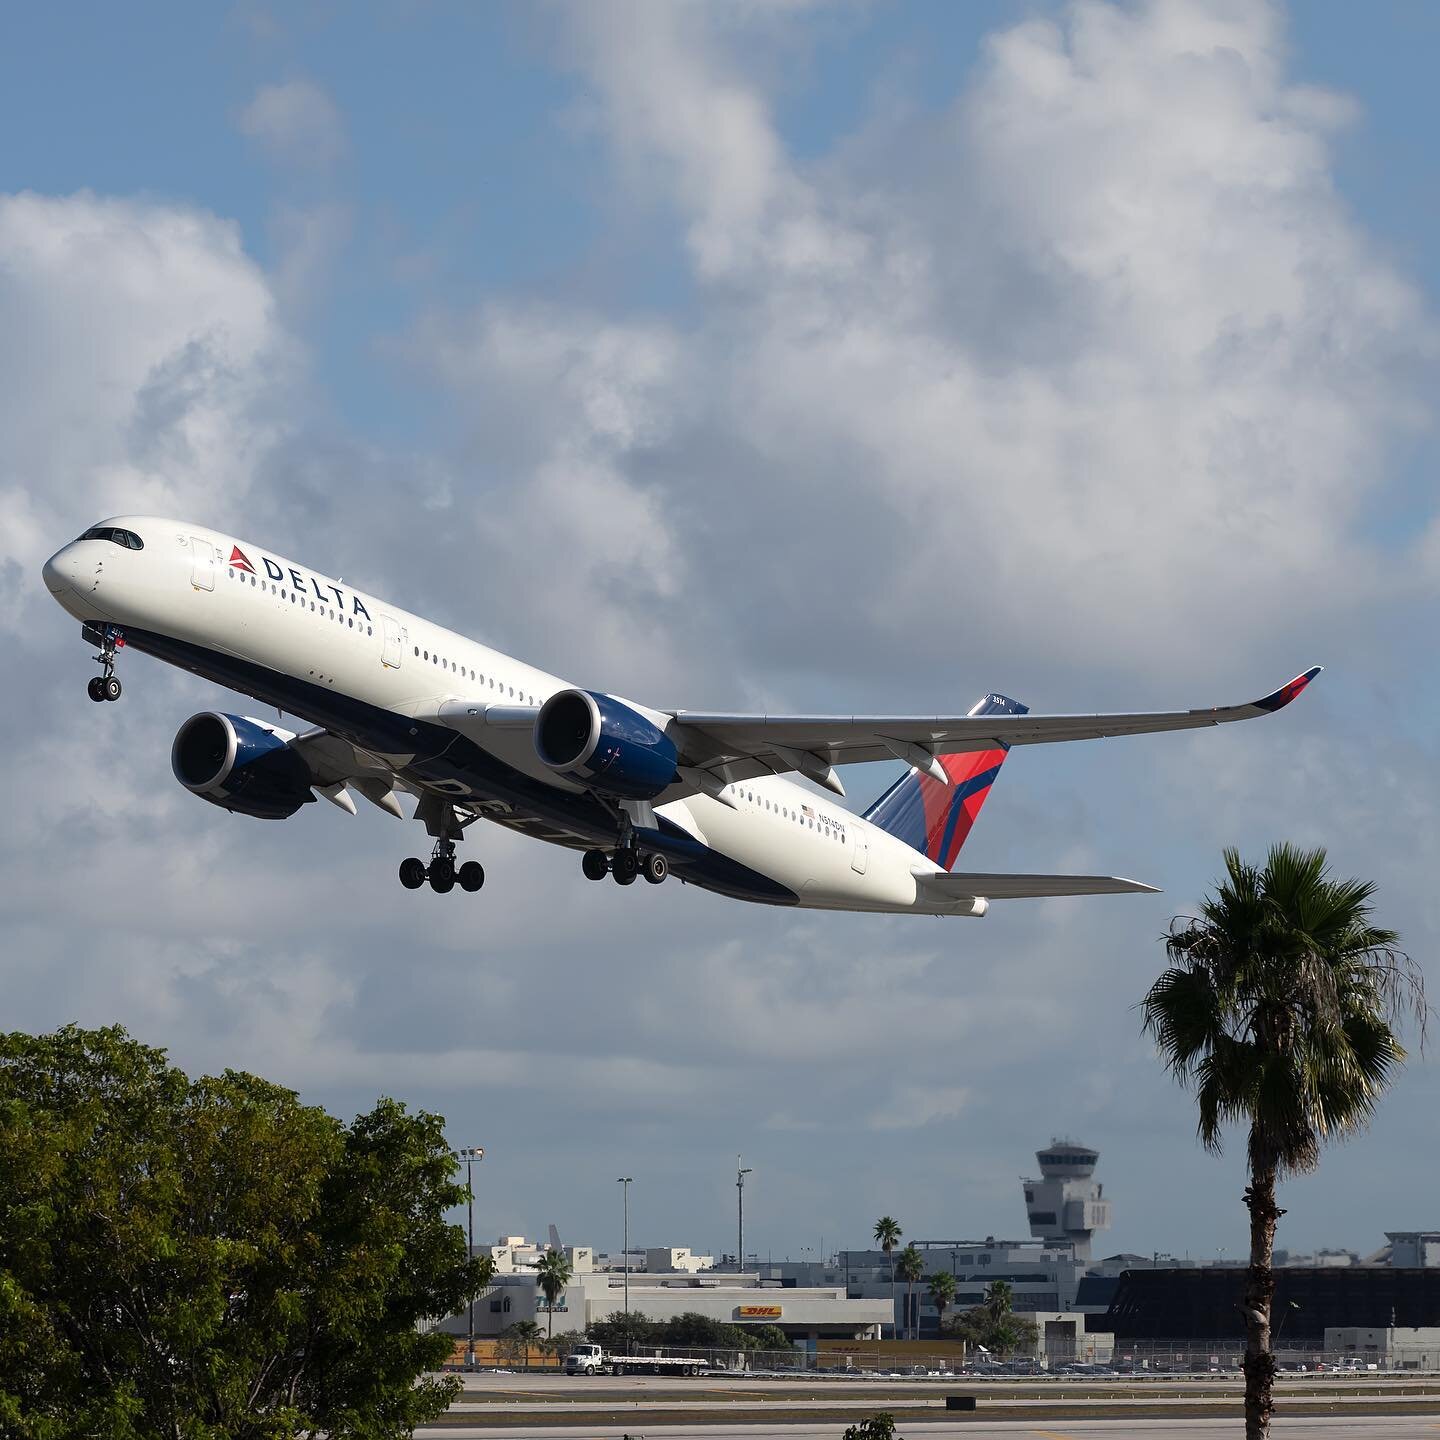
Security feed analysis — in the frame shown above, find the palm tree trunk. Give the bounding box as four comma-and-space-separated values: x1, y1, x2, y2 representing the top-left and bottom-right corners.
890, 1259, 897, 1341
1242, 1154, 1284, 1439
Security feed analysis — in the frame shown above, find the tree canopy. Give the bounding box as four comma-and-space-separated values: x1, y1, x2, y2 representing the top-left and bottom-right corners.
585, 1310, 783, 1354
0, 1025, 485, 1440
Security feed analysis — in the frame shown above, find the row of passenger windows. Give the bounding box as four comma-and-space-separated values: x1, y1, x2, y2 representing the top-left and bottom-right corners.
411, 646, 536, 704
227, 566, 374, 635
738, 789, 844, 838
225, 563, 535, 700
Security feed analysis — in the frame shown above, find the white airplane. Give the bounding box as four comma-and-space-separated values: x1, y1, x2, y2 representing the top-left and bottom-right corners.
42, 517, 1321, 916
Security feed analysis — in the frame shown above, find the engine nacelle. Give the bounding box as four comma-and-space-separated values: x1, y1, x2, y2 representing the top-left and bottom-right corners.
534, 689, 678, 800
171, 712, 315, 820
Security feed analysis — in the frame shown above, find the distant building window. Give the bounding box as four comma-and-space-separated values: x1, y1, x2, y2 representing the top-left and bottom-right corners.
1030, 1212, 1057, 1225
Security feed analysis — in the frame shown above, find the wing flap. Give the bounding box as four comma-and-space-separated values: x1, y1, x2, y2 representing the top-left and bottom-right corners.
916, 871, 1160, 900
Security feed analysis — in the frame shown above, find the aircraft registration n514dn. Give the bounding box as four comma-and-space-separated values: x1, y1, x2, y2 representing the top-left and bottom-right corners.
43, 518, 1321, 916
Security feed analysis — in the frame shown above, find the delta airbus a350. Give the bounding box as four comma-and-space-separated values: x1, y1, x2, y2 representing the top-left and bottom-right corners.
42, 518, 1320, 916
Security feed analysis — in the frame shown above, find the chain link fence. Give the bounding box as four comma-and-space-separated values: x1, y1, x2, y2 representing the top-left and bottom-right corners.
443, 1338, 1440, 1376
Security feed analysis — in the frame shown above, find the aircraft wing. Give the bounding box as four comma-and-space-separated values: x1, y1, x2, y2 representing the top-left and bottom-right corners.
666, 667, 1321, 796
915, 871, 1160, 901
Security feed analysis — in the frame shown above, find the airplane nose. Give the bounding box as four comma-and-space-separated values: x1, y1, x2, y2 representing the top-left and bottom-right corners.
42, 545, 78, 595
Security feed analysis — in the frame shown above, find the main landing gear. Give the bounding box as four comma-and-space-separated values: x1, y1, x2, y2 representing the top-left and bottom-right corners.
87, 628, 124, 702
400, 838, 485, 895
582, 846, 667, 887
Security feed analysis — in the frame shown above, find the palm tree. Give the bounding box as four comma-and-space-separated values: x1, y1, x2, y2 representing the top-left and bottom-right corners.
982, 1279, 1013, 1327
895, 1245, 924, 1341
927, 1271, 957, 1336
873, 1217, 902, 1339
1142, 844, 1424, 1440
535, 1248, 573, 1340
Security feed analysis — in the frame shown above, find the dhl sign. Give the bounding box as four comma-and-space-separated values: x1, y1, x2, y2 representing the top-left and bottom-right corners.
737, 1305, 782, 1318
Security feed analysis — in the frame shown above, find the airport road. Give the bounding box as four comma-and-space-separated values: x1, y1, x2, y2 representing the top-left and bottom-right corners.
418, 1419, 1440, 1439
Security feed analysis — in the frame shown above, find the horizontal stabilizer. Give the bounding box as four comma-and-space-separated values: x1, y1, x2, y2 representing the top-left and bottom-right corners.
914, 870, 1160, 901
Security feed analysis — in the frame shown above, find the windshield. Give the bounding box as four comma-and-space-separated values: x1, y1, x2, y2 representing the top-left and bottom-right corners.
79, 526, 144, 550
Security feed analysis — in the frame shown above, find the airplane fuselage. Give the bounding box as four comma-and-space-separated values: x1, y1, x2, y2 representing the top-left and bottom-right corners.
42, 517, 954, 913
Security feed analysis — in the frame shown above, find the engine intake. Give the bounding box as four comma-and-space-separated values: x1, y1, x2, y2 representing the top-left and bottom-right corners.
534, 689, 678, 800
171, 712, 315, 820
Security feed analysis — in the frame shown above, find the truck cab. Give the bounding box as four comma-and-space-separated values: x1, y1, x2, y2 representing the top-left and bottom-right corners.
564, 1343, 605, 1375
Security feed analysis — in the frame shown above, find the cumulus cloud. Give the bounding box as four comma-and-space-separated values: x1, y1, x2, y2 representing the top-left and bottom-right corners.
429, 0, 1433, 705
238, 79, 347, 171
0, 191, 293, 631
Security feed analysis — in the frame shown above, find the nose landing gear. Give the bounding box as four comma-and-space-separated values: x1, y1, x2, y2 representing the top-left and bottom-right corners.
86, 626, 124, 702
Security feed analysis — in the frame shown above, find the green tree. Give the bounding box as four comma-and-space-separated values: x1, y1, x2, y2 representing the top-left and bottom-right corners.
0, 1024, 483, 1440
587, 1310, 659, 1353
749, 1323, 793, 1354
497, 1320, 544, 1368
982, 1279, 1014, 1327
842, 1413, 899, 1440
872, 1217, 902, 1338
1142, 845, 1424, 1440
895, 1245, 924, 1341
943, 1281, 1037, 1359
535, 1248, 573, 1340
657, 1312, 753, 1351
926, 1271, 957, 1334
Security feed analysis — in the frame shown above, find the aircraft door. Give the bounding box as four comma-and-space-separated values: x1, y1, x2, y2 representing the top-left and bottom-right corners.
381, 614, 404, 668
851, 827, 868, 875
190, 536, 215, 591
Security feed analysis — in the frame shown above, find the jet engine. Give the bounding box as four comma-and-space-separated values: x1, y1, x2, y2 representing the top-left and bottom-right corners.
534, 689, 678, 800
171, 712, 315, 820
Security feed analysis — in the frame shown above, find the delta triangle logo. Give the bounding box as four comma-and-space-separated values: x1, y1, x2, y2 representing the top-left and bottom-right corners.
229, 546, 256, 574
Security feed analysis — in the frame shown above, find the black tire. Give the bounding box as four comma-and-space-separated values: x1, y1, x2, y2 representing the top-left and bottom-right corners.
429, 858, 455, 893
459, 860, 485, 892
612, 850, 638, 885
103, 675, 122, 701
582, 849, 609, 881
642, 852, 668, 884
87, 677, 106, 702
399, 858, 426, 889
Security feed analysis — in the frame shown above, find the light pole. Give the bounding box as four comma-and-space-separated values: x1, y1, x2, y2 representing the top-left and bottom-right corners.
452, 1145, 485, 1370
736, 1155, 752, 1276
617, 1176, 632, 1343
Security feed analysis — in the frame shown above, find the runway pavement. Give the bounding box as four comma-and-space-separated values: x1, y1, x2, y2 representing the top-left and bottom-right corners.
419, 1419, 1440, 1439
420, 1371, 1440, 1437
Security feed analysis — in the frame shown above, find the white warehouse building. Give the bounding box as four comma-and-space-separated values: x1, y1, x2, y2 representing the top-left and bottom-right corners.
436, 1240, 888, 1342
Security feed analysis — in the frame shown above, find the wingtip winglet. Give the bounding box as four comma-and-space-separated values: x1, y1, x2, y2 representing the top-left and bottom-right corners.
1253, 664, 1323, 713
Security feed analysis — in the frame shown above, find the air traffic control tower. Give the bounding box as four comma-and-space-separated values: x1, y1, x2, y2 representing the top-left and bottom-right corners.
1021, 1140, 1111, 1263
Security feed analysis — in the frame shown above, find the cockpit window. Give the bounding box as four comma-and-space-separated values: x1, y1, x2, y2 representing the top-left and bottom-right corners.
79, 526, 144, 550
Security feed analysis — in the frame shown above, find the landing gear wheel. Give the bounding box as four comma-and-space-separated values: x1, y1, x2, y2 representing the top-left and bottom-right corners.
429, 858, 455, 893
458, 860, 485, 892
582, 849, 609, 881
612, 849, 638, 885
399, 858, 427, 889
642, 852, 668, 885
102, 675, 122, 702
87, 677, 106, 702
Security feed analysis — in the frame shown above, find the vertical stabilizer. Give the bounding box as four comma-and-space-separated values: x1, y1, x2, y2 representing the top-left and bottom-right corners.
862, 693, 1028, 869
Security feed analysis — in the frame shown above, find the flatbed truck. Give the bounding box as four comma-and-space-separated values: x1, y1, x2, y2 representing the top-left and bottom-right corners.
563, 1343, 709, 1376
